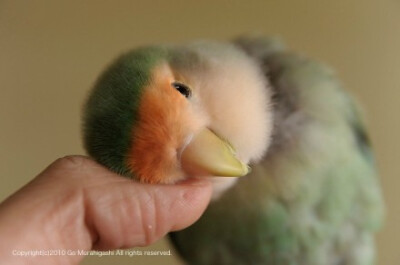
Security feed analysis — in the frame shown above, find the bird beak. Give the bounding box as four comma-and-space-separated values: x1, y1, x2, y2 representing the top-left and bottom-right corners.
180, 128, 250, 177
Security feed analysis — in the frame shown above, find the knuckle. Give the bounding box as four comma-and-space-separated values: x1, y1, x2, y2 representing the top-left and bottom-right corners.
52, 155, 92, 171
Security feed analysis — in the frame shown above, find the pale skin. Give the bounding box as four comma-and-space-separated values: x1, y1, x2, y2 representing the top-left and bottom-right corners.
0, 156, 212, 265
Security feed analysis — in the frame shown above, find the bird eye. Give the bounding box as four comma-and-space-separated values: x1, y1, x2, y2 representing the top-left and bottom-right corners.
172, 82, 191, 98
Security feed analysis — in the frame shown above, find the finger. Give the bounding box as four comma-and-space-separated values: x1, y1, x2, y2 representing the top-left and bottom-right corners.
40, 156, 213, 250
0, 156, 212, 265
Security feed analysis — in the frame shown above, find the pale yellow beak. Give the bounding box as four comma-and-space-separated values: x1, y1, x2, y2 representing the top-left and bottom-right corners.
180, 128, 250, 177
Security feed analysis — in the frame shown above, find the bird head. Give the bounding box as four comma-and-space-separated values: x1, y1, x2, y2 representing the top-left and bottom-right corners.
83, 41, 272, 189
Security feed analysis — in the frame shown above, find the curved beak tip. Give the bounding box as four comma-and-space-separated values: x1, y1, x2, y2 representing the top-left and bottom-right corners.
180, 128, 251, 178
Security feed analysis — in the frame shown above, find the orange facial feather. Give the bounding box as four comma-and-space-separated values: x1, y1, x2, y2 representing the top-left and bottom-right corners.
126, 64, 194, 184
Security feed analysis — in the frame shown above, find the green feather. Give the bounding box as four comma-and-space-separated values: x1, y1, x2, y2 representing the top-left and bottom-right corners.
83, 46, 167, 176
170, 37, 384, 265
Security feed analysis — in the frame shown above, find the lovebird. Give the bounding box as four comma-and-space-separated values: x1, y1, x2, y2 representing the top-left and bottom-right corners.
82, 36, 384, 265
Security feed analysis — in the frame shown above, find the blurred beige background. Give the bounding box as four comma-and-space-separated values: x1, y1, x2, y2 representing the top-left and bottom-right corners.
1, 1, 399, 264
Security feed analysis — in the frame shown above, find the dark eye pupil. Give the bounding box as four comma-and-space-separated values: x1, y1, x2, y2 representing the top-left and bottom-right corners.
172, 82, 191, 98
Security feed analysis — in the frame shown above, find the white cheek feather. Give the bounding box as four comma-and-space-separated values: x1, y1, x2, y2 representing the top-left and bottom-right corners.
185, 42, 273, 199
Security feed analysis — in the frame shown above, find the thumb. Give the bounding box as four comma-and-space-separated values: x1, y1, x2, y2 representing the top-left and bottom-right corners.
0, 156, 213, 264
76, 158, 213, 250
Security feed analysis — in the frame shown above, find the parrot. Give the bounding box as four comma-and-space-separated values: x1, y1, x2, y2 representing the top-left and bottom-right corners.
82, 36, 384, 265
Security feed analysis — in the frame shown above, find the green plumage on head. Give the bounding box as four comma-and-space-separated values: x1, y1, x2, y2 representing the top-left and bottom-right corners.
83, 47, 167, 176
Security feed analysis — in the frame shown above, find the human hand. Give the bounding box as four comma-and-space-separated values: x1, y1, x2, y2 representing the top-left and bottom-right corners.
0, 156, 212, 265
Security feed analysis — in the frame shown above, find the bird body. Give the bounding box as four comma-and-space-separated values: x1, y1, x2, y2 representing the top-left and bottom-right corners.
83, 37, 383, 265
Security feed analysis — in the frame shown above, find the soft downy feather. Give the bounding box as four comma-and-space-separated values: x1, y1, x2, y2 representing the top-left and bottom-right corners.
169, 37, 384, 265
